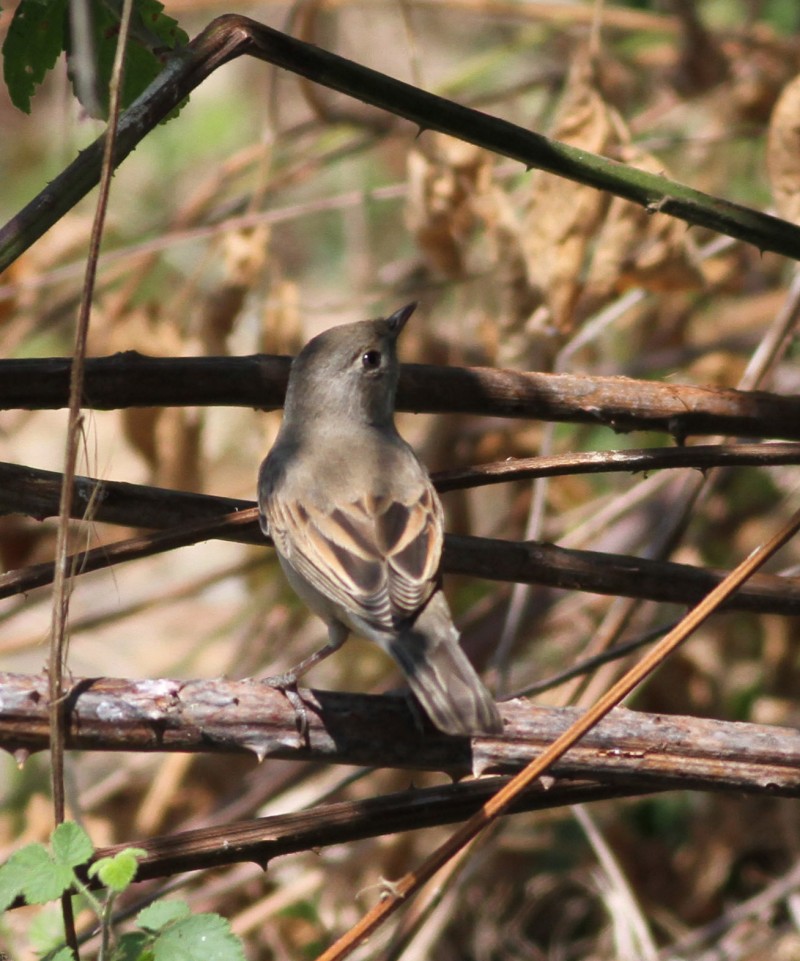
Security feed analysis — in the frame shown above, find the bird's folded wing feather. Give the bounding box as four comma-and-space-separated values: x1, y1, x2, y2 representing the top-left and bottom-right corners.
265, 485, 443, 629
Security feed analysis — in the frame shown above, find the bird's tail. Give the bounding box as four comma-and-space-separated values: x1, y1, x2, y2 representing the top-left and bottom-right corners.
386, 594, 502, 736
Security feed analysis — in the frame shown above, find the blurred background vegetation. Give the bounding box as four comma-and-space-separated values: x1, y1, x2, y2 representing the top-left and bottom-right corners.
2, 0, 800, 958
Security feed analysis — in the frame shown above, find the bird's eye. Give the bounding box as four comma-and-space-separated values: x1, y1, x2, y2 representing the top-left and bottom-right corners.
362, 349, 382, 370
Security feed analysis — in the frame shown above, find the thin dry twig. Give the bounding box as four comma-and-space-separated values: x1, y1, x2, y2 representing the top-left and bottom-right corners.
573, 804, 659, 961
48, 2, 136, 951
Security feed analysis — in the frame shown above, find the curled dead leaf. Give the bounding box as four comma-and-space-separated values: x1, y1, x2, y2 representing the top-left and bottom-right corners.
522, 50, 617, 334
200, 225, 270, 354
406, 132, 494, 278
584, 143, 705, 304
767, 73, 800, 224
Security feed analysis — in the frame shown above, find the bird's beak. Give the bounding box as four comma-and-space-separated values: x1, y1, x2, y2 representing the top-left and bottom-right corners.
386, 302, 417, 337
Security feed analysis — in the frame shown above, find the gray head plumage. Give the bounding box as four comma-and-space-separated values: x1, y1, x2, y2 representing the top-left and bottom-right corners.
282, 304, 417, 428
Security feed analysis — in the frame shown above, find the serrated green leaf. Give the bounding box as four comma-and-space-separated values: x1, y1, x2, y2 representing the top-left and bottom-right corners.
130, 0, 188, 51
137, 899, 191, 932
153, 914, 246, 961
114, 930, 152, 961
2, 843, 74, 903
65, 0, 188, 120
88, 846, 146, 892
0, 847, 31, 910
0, 872, 21, 912
51, 821, 94, 868
25, 861, 74, 904
1, 0, 68, 113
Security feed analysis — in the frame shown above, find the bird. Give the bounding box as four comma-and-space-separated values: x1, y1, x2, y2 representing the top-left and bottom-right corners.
257, 303, 502, 736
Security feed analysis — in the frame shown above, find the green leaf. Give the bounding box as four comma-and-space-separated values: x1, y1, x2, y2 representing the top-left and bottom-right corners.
129, 0, 188, 52
0, 848, 29, 910
1, 0, 68, 113
45, 949, 76, 961
65, 0, 188, 120
114, 930, 152, 961
88, 847, 147, 892
29, 903, 67, 954
24, 851, 74, 903
137, 899, 191, 932
153, 914, 246, 961
0, 843, 73, 904
51, 821, 94, 868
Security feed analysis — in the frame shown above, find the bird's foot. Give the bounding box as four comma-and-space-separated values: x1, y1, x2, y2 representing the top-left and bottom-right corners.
262, 672, 309, 739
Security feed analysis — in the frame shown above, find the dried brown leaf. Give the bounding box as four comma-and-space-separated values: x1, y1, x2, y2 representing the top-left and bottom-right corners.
260, 278, 302, 356
152, 407, 204, 493
584, 143, 705, 303
522, 50, 616, 333
406, 132, 493, 278
200, 226, 271, 354
259, 279, 303, 452
0, 516, 54, 571
767, 73, 800, 223
121, 405, 204, 492
725, 31, 799, 124
668, 0, 729, 97
94, 305, 205, 491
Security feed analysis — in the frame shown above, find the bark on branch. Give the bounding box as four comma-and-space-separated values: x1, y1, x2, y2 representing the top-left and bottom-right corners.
86, 777, 642, 888
1, 463, 799, 613
1, 353, 800, 441
3, 672, 800, 797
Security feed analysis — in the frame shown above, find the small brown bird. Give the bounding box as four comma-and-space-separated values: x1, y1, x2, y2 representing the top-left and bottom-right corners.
258, 303, 502, 736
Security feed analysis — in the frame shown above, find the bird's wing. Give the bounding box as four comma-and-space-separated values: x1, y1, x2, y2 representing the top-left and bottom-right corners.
263, 482, 443, 631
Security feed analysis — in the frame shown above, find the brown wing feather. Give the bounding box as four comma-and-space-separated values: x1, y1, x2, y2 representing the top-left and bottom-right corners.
263, 480, 442, 631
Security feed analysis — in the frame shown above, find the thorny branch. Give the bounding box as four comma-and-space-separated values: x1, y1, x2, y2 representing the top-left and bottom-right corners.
3, 671, 800, 798
2, 15, 800, 273
1, 354, 800, 441
1, 463, 799, 614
